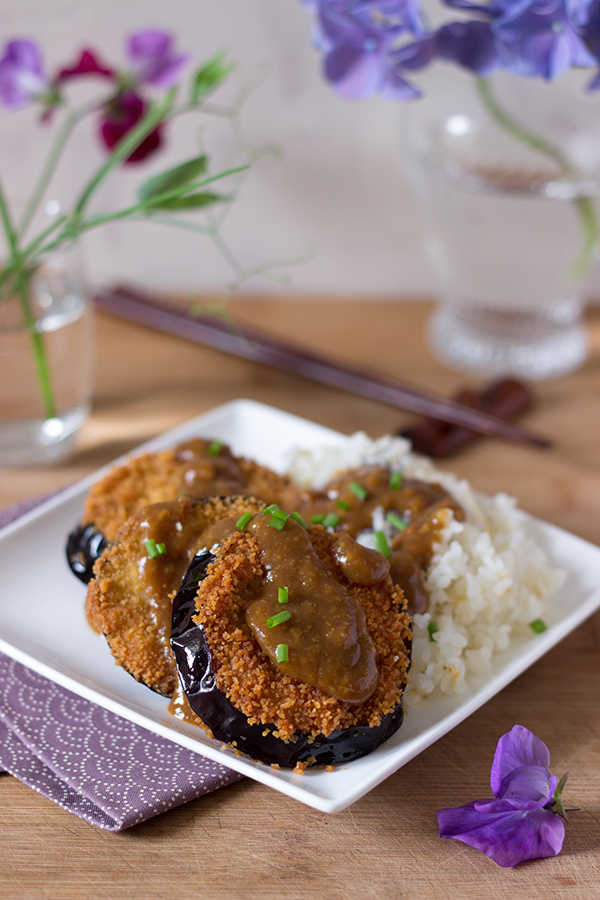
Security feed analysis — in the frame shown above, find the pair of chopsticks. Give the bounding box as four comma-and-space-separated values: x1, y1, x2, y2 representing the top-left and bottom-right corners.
94, 285, 551, 450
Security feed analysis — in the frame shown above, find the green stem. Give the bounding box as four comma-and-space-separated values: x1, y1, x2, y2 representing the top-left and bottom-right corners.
18, 110, 78, 239
476, 77, 599, 276
0, 174, 57, 419
15, 266, 57, 420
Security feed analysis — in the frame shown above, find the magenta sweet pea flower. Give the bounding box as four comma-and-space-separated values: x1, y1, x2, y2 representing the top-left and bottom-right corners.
437, 725, 569, 867
57, 48, 115, 83
0, 40, 48, 108
99, 90, 163, 163
127, 29, 188, 87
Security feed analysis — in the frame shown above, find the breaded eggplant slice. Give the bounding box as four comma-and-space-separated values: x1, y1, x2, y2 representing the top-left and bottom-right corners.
171, 518, 412, 769
82, 437, 302, 541
86, 495, 264, 696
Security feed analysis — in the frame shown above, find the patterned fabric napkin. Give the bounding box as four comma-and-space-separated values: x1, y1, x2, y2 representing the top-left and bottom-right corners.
0, 495, 243, 831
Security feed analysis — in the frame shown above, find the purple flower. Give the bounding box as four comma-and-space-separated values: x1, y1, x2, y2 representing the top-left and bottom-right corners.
439, 0, 596, 79
308, 1, 425, 100
57, 48, 115, 84
126, 30, 188, 88
437, 725, 569, 867
0, 40, 48, 108
99, 91, 163, 163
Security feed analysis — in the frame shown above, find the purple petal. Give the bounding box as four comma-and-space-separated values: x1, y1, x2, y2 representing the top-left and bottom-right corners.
127, 29, 188, 87
324, 43, 384, 98
0, 39, 47, 108
437, 801, 565, 867
497, 766, 558, 804
490, 725, 551, 796
57, 48, 115, 83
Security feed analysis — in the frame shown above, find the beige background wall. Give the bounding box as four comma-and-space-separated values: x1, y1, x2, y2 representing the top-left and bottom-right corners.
2, 0, 600, 301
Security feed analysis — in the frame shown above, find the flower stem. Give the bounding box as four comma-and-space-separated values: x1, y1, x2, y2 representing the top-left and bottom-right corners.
0, 174, 57, 420
476, 76, 599, 275
15, 265, 57, 420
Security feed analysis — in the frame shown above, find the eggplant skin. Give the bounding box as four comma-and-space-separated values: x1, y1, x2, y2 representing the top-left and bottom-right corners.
170, 550, 405, 769
66, 524, 109, 584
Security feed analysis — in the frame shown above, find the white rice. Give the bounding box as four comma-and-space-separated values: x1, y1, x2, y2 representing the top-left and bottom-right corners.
286, 432, 565, 707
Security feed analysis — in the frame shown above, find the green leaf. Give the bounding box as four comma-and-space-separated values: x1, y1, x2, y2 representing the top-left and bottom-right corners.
145, 191, 228, 211
137, 156, 208, 204
191, 51, 235, 104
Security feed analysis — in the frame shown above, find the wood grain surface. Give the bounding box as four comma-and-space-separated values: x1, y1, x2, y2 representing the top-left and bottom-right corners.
1, 297, 599, 900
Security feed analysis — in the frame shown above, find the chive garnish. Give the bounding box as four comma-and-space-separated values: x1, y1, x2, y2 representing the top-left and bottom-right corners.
276, 643, 289, 664
310, 514, 325, 524
208, 439, 223, 456
145, 538, 167, 559
290, 511, 308, 528
336, 500, 350, 510
389, 471, 402, 490
261, 503, 279, 515
322, 513, 340, 529
268, 508, 289, 531
278, 586, 289, 604
529, 618, 547, 634
266, 609, 292, 628
236, 512, 252, 531
349, 481, 368, 501
428, 621, 439, 641
373, 530, 391, 558
386, 511, 407, 531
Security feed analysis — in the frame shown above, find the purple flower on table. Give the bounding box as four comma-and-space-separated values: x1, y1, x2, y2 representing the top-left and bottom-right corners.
308, 1, 426, 100
437, 725, 569, 867
126, 29, 188, 88
0, 40, 49, 108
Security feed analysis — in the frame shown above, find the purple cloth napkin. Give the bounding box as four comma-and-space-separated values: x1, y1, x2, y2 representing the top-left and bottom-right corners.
0, 495, 243, 831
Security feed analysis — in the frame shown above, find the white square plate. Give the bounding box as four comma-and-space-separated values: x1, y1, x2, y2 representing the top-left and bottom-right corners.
1, 399, 599, 813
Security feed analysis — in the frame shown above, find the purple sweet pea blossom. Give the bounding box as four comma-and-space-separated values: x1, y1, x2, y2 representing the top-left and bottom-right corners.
0, 40, 48, 108
127, 30, 188, 88
437, 725, 568, 867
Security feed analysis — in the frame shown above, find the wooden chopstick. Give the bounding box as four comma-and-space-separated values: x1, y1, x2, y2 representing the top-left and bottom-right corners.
94, 286, 551, 449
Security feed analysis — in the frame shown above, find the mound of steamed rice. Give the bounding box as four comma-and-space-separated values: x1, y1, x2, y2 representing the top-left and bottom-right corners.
286, 432, 565, 707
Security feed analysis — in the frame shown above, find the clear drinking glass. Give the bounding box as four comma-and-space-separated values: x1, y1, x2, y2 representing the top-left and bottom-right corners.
404, 70, 600, 380
0, 242, 94, 466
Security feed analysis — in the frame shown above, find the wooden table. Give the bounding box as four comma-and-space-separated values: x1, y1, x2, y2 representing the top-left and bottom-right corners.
1, 297, 599, 900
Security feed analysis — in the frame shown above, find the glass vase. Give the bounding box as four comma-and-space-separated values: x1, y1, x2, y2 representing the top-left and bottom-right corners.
0, 242, 94, 466
404, 69, 600, 380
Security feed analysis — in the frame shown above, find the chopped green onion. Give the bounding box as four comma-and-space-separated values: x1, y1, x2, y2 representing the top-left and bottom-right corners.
310, 514, 325, 525
322, 513, 340, 529
278, 586, 289, 604
336, 500, 350, 510
529, 618, 547, 634
236, 512, 252, 531
290, 511, 308, 528
261, 503, 279, 515
389, 471, 402, 490
208, 439, 223, 456
276, 643, 289, 664
145, 538, 167, 559
373, 530, 391, 558
349, 481, 368, 501
428, 621, 439, 641
386, 511, 407, 531
266, 609, 292, 628
268, 508, 289, 531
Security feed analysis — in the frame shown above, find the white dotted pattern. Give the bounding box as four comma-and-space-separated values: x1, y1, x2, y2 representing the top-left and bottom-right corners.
0, 653, 243, 830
